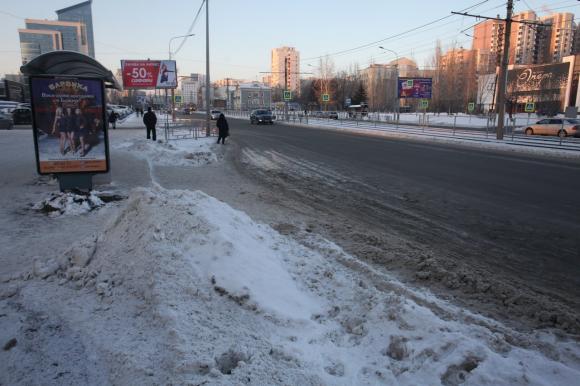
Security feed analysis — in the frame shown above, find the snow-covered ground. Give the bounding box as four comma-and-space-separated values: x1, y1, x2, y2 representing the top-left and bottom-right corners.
2, 131, 579, 385
113, 136, 220, 167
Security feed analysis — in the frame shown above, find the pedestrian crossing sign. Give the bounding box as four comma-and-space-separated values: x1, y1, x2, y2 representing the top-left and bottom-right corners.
525, 102, 535, 112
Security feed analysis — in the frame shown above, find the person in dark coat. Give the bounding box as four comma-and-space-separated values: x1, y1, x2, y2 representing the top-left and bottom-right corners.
216, 113, 229, 144
108, 110, 118, 129
143, 107, 157, 141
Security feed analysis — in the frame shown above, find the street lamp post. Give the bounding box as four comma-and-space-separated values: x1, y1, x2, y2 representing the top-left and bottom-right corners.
379, 46, 399, 123
168, 33, 195, 122
307, 63, 329, 111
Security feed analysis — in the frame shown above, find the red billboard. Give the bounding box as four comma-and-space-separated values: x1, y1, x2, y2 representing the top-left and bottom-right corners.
121, 60, 177, 89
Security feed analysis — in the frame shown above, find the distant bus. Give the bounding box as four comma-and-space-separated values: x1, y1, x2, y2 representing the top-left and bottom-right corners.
347, 103, 368, 118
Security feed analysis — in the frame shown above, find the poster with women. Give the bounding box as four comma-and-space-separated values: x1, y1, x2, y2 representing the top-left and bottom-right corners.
30, 76, 110, 174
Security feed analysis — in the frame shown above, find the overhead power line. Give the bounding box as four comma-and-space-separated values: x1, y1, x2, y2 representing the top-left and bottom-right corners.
172, 0, 205, 57
301, 0, 492, 62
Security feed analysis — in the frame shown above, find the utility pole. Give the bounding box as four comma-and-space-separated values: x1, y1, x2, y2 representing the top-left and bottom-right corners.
284, 56, 289, 120
225, 77, 230, 111
205, 0, 211, 136
452, 0, 542, 140
495, 0, 513, 140
259, 66, 312, 120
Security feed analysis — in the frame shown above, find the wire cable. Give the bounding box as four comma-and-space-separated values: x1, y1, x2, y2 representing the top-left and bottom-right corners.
171, 0, 205, 57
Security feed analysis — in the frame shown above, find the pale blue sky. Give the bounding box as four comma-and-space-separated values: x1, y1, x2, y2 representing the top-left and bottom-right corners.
1, 0, 578, 80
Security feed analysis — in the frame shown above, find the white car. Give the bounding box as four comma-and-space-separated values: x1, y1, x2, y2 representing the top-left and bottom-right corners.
210, 110, 222, 120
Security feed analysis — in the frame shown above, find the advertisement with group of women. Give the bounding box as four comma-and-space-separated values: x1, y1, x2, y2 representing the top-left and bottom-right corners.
30, 76, 110, 174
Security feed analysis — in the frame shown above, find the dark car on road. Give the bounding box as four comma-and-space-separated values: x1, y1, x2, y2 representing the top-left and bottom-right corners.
12, 108, 32, 125
250, 109, 274, 125
0, 112, 14, 130
313, 111, 338, 119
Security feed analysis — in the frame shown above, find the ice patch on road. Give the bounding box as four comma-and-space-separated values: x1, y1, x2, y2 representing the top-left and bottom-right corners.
4, 187, 580, 385
114, 136, 219, 167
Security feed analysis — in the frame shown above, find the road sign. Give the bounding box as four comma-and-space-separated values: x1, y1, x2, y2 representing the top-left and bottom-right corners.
283, 90, 292, 101
322, 94, 330, 102
420, 99, 429, 109
174, 95, 182, 103
525, 102, 535, 112
468, 102, 475, 112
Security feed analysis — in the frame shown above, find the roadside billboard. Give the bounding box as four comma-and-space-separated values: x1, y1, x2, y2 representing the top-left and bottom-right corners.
506, 62, 570, 113
121, 60, 177, 89
30, 76, 110, 174
398, 77, 432, 99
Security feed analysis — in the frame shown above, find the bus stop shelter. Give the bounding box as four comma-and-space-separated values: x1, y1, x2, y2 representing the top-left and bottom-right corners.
20, 51, 121, 191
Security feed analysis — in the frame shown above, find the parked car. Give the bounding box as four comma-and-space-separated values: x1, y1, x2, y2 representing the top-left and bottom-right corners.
524, 118, 580, 138
210, 110, 222, 120
0, 112, 14, 130
312, 111, 338, 119
250, 109, 274, 125
12, 107, 32, 124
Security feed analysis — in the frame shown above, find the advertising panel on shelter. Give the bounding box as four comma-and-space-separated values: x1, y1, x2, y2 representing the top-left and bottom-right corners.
398, 77, 433, 99
121, 60, 177, 89
30, 76, 110, 174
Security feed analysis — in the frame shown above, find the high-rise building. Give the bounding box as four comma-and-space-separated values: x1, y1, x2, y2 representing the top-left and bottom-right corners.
56, 0, 95, 58
472, 11, 538, 70
271, 46, 300, 95
537, 12, 575, 64
18, 29, 62, 64
23, 19, 88, 54
181, 74, 205, 106
17, 1, 94, 64
472, 10, 577, 67
511, 11, 538, 65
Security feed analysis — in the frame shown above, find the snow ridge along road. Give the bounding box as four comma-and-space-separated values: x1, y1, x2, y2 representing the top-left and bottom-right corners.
3, 186, 579, 385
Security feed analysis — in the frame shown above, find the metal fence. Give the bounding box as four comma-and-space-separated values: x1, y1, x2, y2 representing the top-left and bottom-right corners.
223, 110, 580, 151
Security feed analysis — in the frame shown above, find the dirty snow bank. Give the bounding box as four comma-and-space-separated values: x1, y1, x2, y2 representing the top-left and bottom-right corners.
114, 136, 219, 167
2, 187, 579, 385
30, 190, 126, 217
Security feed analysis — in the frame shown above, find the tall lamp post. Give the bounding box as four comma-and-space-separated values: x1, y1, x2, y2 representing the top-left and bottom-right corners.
168, 33, 195, 122
379, 46, 399, 122
307, 63, 330, 111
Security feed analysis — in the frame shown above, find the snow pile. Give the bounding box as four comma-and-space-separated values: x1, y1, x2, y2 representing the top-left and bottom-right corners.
31, 191, 105, 217
5, 187, 580, 385
114, 137, 218, 167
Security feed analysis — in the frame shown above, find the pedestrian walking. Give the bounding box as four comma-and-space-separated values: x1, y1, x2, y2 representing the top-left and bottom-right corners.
216, 113, 229, 144
108, 110, 118, 129
143, 107, 157, 141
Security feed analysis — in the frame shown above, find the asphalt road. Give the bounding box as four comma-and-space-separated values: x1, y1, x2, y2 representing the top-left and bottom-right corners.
226, 116, 580, 315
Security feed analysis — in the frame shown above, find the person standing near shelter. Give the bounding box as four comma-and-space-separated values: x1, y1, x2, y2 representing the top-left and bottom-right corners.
108, 110, 118, 129
216, 113, 229, 144
143, 107, 157, 141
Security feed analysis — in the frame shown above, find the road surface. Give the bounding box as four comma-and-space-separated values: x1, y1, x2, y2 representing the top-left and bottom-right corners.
224, 116, 580, 332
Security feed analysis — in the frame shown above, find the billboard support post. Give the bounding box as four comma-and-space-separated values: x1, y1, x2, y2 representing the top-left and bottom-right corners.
57, 173, 93, 192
